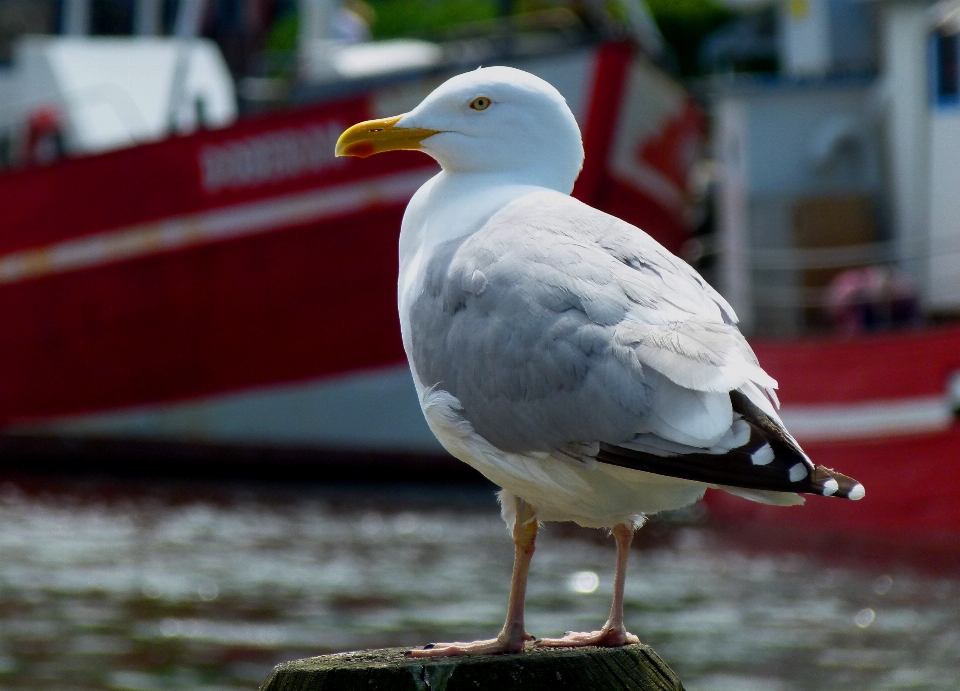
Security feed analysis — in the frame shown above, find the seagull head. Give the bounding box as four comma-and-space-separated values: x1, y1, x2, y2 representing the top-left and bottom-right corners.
336, 66, 584, 193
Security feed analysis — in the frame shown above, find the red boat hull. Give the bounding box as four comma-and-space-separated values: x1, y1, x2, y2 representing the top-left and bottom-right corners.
705, 427, 960, 546
0, 43, 701, 425
703, 326, 960, 546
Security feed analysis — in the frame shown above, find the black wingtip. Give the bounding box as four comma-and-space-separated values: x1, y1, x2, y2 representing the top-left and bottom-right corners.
596, 393, 866, 500
811, 466, 865, 500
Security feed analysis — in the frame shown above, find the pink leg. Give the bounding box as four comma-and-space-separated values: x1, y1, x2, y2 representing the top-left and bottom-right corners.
408, 497, 538, 657
537, 522, 640, 648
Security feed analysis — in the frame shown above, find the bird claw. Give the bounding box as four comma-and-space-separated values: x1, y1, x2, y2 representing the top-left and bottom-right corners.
405, 634, 532, 658
536, 625, 640, 648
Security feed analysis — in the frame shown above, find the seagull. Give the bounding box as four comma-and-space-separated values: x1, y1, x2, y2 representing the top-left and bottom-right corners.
335, 66, 864, 657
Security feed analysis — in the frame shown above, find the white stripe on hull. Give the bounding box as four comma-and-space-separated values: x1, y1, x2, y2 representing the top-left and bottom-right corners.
8, 365, 444, 453
779, 396, 952, 441
0, 168, 435, 286
8, 370, 954, 450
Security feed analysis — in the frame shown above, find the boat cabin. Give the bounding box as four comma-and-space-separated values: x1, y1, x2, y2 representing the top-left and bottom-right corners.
711, 0, 960, 336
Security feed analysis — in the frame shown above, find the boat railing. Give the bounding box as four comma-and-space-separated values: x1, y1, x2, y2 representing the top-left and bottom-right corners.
745, 241, 901, 309
747, 240, 897, 271
726, 225, 960, 313
714, 239, 927, 328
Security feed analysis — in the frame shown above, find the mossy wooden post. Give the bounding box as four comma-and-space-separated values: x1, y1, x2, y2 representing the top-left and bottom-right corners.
259, 644, 684, 691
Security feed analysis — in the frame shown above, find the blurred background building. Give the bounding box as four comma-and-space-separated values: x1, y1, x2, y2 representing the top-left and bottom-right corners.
708, 0, 960, 339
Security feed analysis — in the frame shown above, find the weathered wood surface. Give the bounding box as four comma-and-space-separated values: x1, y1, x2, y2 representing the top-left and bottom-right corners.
259, 644, 684, 691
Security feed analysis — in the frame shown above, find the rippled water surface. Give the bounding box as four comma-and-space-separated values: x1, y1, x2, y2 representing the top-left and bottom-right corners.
0, 478, 958, 691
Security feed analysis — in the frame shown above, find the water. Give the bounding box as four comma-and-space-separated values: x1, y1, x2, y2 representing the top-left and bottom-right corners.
0, 478, 957, 691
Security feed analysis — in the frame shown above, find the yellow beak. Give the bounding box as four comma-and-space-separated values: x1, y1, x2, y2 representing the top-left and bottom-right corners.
335, 115, 441, 158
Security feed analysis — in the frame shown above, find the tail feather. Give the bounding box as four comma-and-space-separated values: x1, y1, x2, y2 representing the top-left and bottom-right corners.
595, 389, 865, 501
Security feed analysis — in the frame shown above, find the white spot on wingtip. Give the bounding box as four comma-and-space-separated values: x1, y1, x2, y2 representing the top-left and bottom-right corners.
751, 444, 774, 466
788, 463, 808, 482
821, 478, 839, 496
848, 483, 865, 501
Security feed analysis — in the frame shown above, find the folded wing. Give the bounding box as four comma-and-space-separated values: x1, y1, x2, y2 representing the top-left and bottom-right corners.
408, 190, 863, 501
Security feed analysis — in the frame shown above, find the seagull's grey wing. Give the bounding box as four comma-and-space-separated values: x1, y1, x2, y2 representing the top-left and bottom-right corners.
409, 190, 861, 499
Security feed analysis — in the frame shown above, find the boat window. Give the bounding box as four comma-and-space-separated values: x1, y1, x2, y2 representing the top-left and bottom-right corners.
934, 32, 959, 106
90, 0, 134, 35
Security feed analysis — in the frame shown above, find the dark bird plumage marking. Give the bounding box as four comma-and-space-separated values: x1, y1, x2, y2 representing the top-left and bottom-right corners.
597, 390, 862, 499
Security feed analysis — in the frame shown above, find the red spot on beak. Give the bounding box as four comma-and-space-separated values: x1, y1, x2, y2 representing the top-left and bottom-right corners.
344, 142, 376, 158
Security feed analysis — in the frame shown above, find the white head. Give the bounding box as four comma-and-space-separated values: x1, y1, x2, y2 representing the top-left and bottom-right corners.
337, 66, 584, 194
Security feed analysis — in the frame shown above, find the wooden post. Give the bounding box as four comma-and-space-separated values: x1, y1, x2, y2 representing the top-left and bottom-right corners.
259, 644, 684, 691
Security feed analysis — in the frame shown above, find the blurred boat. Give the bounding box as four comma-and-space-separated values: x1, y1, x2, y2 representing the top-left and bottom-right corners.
0, 39, 706, 458
1, 4, 956, 548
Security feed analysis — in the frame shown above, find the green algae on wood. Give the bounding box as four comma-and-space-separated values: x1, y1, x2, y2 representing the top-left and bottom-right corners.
259, 643, 684, 691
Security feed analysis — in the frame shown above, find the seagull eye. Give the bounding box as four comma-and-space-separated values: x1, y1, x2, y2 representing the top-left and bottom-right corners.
469, 97, 491, 111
